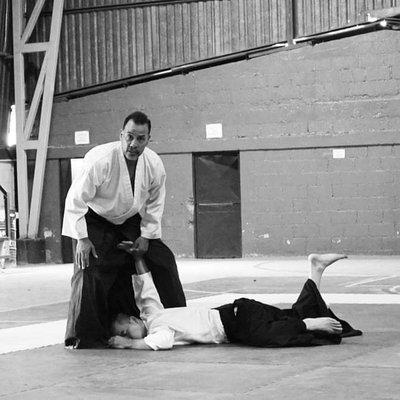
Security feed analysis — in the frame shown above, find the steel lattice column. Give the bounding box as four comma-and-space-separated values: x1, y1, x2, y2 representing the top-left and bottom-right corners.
12, 0, 64, 238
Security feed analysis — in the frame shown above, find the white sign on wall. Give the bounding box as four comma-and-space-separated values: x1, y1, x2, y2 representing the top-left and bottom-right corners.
206, 123, 223, 139
332, 148, 345, 159
74, 130, 90, 145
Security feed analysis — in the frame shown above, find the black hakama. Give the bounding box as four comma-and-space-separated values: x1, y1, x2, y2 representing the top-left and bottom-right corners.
217, 279, 362, 347
65, 209, 186, 348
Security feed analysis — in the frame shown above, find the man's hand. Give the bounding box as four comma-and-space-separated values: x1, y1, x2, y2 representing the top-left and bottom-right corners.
303, 317, 342, 334
133, 236, 149, 255
117, 241, 149, 274
108, 335, 132, 349
117, 241, 140, 258
108, 335, 152, 350
75, 237, 98, 269
116, 237, 149, 256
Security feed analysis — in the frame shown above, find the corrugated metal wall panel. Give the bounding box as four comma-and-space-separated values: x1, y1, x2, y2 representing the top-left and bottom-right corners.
0, 0, 13, 148
31, 0, 287, 94
26, 0, 399, 96
296, 0, 400, 37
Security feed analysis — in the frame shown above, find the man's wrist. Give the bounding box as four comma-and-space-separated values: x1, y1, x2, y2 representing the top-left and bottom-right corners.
135, 257, 149, 274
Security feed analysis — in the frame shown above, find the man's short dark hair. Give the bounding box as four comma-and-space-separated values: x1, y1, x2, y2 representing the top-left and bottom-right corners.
123, 111, 151, 134
110, 312, 129, 335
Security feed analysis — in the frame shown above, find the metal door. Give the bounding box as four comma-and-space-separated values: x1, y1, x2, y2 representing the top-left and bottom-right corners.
193, 152, 242, 258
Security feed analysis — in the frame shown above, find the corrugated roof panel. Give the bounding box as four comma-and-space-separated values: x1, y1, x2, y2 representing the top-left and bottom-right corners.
31, 0, 287, 94
28, 0, 397, 95
296, 0, 400, 37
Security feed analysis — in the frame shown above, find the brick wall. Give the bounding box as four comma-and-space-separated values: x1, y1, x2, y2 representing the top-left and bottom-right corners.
162, 154, 195, 257
241, 146, 400, 255
42, 30, 400, 258
50, 31, 400, 149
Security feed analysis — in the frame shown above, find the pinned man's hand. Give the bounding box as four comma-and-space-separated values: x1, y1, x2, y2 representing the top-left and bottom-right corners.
108, 336, 131, 349
133, 236, 149, 255
117, 240, 145, 260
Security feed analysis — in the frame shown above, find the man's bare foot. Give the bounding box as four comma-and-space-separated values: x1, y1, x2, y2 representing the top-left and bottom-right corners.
303, 317, 343, 334
308, 253, 347, 273
308, 253, 347, 289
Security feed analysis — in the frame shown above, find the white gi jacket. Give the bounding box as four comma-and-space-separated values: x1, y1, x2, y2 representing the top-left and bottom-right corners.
62, 141, 166, 240
133, 272, 228, 350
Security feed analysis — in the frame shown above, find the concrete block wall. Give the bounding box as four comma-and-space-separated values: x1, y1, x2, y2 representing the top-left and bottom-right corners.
41, 30, 400, 259
49, 31, 400, 150
241, 145, 400, 255
162, 154, 195, 257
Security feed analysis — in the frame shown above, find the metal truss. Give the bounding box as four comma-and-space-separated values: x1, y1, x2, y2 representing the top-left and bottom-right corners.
12, 0, 64, 238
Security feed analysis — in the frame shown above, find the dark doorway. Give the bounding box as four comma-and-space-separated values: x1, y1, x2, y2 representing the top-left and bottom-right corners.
193, 152, 242, 258
60, 158, 73, 263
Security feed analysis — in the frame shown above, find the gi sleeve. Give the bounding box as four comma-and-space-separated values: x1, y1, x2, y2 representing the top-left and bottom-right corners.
140, 161, 166, 239
144, 328, 175, 350
132, 272, 165, 323
61, 161, 102, 240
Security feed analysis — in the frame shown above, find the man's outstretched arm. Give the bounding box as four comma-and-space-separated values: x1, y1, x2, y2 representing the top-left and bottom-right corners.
117, 241, 149, 274
134, 255, 150, 275
117, 242, 165, 320
109, 329, 174, 351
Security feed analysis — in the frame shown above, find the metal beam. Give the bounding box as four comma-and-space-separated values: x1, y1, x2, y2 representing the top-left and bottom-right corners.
28, 0, 64, 238
20, 0, 46, 43
12, 0, 64, 239
12, 0, 29, 238
21, 42, 49, 53
285, 0, 295, 46
42, 0, 203, 16
22, 141, 39, 150
23, 53, 48, 140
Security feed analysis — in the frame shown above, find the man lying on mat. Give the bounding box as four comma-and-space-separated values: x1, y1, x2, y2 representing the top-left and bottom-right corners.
109, 243, 361, 350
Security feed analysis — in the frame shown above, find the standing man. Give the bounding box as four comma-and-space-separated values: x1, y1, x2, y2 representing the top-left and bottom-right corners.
62, 111, 186, 349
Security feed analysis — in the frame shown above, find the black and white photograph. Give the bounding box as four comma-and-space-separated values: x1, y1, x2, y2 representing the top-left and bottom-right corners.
0, 0, 399, 398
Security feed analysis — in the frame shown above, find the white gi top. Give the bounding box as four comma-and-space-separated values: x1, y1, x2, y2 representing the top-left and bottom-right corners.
133, 272, 228, 350
62, 141, 166, 240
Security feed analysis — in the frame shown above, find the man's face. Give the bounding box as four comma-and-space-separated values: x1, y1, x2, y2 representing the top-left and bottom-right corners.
112, 314, 147, 339
120, 119, 150, 161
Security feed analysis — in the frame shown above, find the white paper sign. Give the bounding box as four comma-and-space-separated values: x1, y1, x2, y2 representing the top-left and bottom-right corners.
74, 130, 90, 145
332, 148, 345, 159
206, 123, 223, 139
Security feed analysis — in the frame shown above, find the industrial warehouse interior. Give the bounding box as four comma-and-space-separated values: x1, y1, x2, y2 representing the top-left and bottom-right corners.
0, 1, 399, 399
